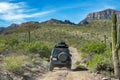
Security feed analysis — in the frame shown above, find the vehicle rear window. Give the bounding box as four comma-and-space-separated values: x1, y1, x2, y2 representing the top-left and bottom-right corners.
53, 48, 69, 55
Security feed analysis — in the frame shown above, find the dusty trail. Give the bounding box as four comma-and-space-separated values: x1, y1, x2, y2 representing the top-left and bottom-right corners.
40, 69, 68, 80
37, 47, 78, 80
69, 47, 81, 69
38, 47, 108, 80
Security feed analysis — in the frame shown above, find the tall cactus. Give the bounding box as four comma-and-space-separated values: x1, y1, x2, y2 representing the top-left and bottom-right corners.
112, 13, 120, 79
28, 29, 31, 43
104, 35, 107, 47
117, 24, 120, 45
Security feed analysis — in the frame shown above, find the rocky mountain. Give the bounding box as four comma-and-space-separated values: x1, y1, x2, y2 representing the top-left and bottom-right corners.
79, 9, 120, 25
0, 27, 5, 34
41, 18, 75, 25
6, 23, 20, 30
0, 23, 20, 34
0, 22, 39, 34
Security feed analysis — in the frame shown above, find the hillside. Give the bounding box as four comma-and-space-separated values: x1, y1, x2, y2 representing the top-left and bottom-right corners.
0, 22, 111, 47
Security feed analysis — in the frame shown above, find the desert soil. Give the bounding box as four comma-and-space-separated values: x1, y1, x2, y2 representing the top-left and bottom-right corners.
37, 47, 113, 80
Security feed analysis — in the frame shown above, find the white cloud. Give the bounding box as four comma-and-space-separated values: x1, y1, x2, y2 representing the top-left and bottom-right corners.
0, 2, 55, 22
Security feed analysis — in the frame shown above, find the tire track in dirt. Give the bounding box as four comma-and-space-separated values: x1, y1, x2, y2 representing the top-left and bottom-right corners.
69, 47, 81, 69
38, 68, 69, 80
37, 47, 77, 80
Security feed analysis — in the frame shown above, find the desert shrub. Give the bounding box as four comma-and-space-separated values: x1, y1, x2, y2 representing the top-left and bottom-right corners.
87, 54, 113, 72
3, 55, 30, 73
75, 61, 87, 70
26, 42, 51, 58
75, 64, 88, 70
104, 49, 112, 57
80, 42, 106, 55
75, 61, 81, 65
13, 41, 28, 50
0, 45, 9, 54
5, 38, 19, 48
0, 39, 9, 53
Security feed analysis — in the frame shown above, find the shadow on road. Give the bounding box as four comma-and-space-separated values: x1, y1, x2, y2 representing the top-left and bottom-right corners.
51, 67, 88, 72
71, 68, 88, 71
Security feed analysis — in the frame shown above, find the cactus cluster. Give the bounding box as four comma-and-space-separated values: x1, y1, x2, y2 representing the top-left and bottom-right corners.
111, 12, 120, 78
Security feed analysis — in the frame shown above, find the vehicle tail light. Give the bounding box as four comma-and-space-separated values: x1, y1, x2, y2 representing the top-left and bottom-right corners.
52, 58, 57, 60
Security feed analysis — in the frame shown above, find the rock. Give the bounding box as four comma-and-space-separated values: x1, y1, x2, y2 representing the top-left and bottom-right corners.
34, 54, 40, 58
22, 62, 35, 68
13, 76, 22, 80
0, 71, 13, 80
95, 71, 100, 74
0, 55, 4, 61
42, 61, 49, 68
31, 68, 40, 72
0, 76, 12, 80
34, 60, 42, 64
0, 55, 4, 58
22, 72, 33, 80
102, 77, 111, 80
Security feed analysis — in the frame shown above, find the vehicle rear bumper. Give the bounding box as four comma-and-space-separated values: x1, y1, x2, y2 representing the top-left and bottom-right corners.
51, 60, 71, 67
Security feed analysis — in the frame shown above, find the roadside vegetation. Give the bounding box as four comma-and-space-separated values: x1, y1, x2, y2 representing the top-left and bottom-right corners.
0, 19, 120, 77
3, 55, 30, 74
80, 42, 113, 76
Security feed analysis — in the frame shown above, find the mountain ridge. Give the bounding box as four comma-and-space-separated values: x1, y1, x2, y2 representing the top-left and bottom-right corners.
41, 18, 75, 25
79, 9, 120, 25
0, 9, 120, 33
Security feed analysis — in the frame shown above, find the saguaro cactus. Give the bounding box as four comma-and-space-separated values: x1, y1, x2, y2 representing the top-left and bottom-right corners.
104, 35, 107, 47
112, 13, 120, 78
28, 29, 31, 43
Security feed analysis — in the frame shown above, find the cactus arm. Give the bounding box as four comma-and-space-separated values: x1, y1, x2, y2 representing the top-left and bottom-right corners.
112, 13, 117, 48
117, 24, 120, 49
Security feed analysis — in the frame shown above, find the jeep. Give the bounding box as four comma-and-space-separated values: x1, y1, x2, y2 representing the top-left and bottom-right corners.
49, 42, 72, 71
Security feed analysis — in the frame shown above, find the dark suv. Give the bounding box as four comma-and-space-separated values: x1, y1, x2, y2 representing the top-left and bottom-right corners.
49, 42, 72, 71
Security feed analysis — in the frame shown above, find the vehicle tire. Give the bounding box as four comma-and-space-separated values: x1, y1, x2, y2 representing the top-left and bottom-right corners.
49, 63, 54, 71
58, 52, 67, 61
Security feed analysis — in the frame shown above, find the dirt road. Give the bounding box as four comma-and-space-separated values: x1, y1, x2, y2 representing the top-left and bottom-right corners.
37, 47, 109, 80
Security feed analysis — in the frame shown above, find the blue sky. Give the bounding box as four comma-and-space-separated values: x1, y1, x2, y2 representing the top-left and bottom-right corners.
0, 0, 120, 27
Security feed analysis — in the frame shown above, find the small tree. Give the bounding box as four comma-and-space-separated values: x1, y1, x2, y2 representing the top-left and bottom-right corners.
111, 12, 120, 79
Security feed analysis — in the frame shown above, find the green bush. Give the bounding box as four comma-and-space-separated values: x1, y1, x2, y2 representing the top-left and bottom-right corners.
87, 54, 113, 72
75, 61, 81, 65
0, 45, 9, 54
80, 42, 106, 54
26, 42, 51, 58
0, 39, 9, 53
76, 64, 88, 70
3, 55, 30, 73
5, 38, 19, 48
